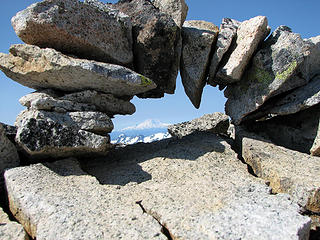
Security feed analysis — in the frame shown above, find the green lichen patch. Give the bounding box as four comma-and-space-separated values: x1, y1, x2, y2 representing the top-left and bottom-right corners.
139, 74, 153, 87
276, 61, 298, 81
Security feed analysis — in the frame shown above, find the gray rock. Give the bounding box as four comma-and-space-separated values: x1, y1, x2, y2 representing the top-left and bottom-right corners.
225, 26, 316, 125
0, 124, 19, 185
236, 127, 320, 214
0, 123, 17, 144
61, 90, 136, 116
20, 89, 136, 116
242, 101, 320, 155
207, 18, 241, 86
16, 110, 113, 135
0, 44, 156, 97
310, 120, 320, 156
114, 0, 181, 98
180, 20, 219, 108
152, 0, 188, 27
216, 16, 269, 84
11, 0, 133, 66
0, 207, 29, 240
168, 112, 230, 138
15, 117, 112, 160
5, 134, 311, 239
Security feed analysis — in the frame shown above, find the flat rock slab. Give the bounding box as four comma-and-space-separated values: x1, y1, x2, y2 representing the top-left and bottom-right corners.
168, 112, 229, 138
12, 0, 133, 66
225, 26, 316, 125
207, 18, 241, 86
237, 127, 320, 213
16, 109, 114, 135
114, 0, 181, 98
5, 133, 311, 239
216, 16, 269, 83
15, 117, 112, 160
0, 44, 156, 97
0, 124, 19, 185
180, 20, 219, 108
152, 0, 188, 27
0, 207, 29, 240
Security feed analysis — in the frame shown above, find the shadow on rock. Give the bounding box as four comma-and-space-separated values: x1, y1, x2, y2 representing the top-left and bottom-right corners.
80, 132, 226, 186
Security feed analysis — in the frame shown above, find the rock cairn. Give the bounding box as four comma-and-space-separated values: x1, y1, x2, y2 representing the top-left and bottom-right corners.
1, 0, 320, 239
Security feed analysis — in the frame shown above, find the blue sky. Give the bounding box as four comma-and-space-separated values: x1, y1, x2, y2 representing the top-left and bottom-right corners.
0, 0, 319, 130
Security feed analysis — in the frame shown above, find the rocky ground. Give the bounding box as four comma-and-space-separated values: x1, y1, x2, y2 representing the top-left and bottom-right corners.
0, 0, 320, 239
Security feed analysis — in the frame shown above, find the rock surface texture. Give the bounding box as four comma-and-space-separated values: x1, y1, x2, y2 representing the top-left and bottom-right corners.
0, 124, 19, 185
225, 26, 316, 124
0, 207, 29, 240
216, 16, 269, 84
237, 127, 320, 214
180, 20, 219, 108
11, 0, 133, 66
5, 134, 311, 240
114, 0, 181, 98
207, 18, 241, 86
0, 44, 156, 97
152, 0, 188, 27
168, 112, 229, 138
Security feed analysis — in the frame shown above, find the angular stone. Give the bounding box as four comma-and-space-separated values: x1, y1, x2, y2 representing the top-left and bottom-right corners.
0, 44, 156, 97
20, 89, 136, 116
311, 121, 320, 156
5, 134, 311, 240
4, 158, 164, 240
15, 117, 111, 160
152, 0, 188, 27
0, 207, 29, 240
0, 123, 17, 144
237, 127, 320, 213
61, 90, 136, 116
168, 112, 229, 138
207, 18, 241, 86
114, 0, 181, 97
225, 26, 316, 125
0, 124, 19, 186
16, 110, 113, 135
216, 16, 269, 83
180, 20, 219, 108
12, 0, 133, 66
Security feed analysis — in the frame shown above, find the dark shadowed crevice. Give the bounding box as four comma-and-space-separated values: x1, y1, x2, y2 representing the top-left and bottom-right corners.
136, 200, 173, 240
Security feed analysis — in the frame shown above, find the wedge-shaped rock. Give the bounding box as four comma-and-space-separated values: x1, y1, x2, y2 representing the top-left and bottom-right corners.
168, 112, 229, 138
216, 16, 269, 83
237, 127, 320, 213
15, 117, 111, 160
311, 120, 320, 156
20, 89, 136, 116
152, 0, 188, 27
207, 18, 241, 86
0, 124, 19, 186
225, 26, 316, 124
5, 134, 311, 240
0, 207, 29, 240
114, 0, 181, 98
16, 110, 113, 135
0, 44, 156, 97
180, 20, 219, 108
12, 0, 133, 66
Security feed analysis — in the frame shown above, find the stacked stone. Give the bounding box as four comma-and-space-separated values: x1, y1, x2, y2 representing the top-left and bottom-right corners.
0, 0, 187, 160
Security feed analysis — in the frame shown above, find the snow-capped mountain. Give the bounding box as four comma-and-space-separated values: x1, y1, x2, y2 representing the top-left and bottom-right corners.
121, 119, 169, 131
111, 132, 171, 145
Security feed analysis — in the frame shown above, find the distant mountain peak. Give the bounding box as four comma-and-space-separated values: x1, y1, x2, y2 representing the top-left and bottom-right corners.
121, 119, 170, 131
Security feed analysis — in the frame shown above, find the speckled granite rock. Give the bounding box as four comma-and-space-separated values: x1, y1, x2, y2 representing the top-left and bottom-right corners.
180, 20, 219, 108
4, 133, 311, 240
11, 0, 133, 66
0, 44, 156, 97
114, 0, 181, 98
236, 127, 320, 214
0, 207, 29, 240
168, 112, 229, 138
